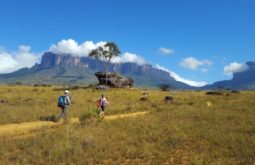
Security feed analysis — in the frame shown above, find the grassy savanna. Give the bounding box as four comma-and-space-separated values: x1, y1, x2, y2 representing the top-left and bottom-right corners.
0, 85, 254, 164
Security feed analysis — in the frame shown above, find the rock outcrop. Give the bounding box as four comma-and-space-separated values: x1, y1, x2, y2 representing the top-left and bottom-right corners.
95, 72, 133, 88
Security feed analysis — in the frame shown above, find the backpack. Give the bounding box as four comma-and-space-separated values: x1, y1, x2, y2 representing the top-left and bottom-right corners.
58, 96, 66, 107
96, 99, 101, 108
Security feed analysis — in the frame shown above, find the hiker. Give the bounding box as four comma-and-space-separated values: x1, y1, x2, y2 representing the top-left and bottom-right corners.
99, 94, 109, 116
56, 90, 71, 122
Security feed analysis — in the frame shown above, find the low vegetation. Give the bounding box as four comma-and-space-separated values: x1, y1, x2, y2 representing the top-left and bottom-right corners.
0, 85, 254, 164
159, 83, 171, 91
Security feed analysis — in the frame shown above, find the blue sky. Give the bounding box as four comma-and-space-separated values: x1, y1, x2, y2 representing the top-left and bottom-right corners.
0, 0, 254, 86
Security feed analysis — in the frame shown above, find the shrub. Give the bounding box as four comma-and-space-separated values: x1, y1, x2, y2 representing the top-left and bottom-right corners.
79, 109, 99, 125
159, 84, 170, 91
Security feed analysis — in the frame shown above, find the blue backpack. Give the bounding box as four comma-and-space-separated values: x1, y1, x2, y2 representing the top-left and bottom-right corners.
58, 96, 66, 107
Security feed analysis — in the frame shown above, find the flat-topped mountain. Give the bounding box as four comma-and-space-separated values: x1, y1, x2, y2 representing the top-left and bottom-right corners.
0, 52, 193, 89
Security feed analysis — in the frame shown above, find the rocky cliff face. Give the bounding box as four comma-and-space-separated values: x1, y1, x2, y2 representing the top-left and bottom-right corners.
39, 52, 171, 76
40, 52, 89, 68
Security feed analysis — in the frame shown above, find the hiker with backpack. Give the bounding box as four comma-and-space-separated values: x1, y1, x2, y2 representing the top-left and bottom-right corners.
98, 94, 109, 116
56, 90, 71, 122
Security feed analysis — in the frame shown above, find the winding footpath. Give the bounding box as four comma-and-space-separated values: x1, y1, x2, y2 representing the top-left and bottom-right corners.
0, 111, 149, 138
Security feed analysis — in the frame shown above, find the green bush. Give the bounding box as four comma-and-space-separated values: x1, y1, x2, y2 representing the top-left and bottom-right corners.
79, 109, 99, 125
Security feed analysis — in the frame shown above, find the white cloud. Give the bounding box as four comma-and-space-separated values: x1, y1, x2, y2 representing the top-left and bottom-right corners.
49, 39, 106, 56
112, 52, 146, 65
154, 64, 207, 87
0, 46, 40, 74
0, 52, 18, 73
159, 47, 174, 55
180, 57, 212, 70
224, 62, 249, 76
49, 39, 146, 65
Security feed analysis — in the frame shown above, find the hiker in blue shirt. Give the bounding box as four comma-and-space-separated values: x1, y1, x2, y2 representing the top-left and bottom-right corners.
56, 90, 71, 122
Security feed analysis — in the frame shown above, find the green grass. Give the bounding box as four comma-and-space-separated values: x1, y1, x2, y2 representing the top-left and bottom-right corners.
0, 85, 254, 164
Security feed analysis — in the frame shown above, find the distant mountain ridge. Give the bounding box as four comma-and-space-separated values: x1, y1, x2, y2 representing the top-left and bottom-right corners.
0, 52, 193, 89
1, 52, 254, 89
203, 61, 255, 90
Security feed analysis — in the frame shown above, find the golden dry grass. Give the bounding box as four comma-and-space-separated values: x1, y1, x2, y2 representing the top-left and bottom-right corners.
0, 85, 254, 164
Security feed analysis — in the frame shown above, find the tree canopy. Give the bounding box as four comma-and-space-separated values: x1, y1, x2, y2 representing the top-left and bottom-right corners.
89, 42, 121, 72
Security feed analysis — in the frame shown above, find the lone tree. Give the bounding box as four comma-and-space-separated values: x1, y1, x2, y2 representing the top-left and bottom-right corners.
89, 42, 121, 73
89, 42, 121, 85
159, 84, 171, 91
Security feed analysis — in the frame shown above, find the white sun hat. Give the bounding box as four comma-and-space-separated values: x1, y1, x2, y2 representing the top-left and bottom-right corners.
64, 90, 69, 94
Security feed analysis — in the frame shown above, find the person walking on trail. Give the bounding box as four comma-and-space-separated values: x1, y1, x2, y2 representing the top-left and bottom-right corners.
56, 90, 71, 122
99, 94, 109, 116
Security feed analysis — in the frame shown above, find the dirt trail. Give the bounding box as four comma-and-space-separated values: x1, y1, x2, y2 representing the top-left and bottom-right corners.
0, 111, 149, 138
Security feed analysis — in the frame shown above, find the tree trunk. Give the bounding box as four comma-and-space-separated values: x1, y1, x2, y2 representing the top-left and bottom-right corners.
105, 60, 111, 85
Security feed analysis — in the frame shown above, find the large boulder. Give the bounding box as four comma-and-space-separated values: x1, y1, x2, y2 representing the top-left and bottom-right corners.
95, 72, 133, 88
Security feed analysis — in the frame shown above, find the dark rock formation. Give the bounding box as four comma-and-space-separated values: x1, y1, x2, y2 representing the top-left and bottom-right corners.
165, 96, 173, 103
139, 97, 148, 101
95, 72, 133, 88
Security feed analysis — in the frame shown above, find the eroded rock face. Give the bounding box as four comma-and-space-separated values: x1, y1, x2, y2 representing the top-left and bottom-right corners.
95, 72, 133, 88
